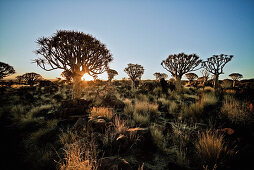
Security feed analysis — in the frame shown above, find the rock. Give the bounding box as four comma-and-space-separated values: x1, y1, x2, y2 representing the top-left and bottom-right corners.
54, 99, 92, 119
88, 118, 107, 133
99, 156, 133, 170
115, 134, 130, 153
219, 128, 235, 135
126, 127, 149, 135
73, 117, 89, 132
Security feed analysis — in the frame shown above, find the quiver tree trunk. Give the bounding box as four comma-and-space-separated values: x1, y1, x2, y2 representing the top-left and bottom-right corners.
233, 80, 236, 88
175, 76, 182, 91
214, 74, 219, 90
72, 74, 82, 99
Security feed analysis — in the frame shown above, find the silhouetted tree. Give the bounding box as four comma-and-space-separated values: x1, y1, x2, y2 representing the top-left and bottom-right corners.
16, 75, 23, 84
22, 72, 42, 86
153, 72, 168, 81
107, 69, 118, 84
61, 69, 72, 83
34, 30, 113, 99
124, 63, 144, 90
185, 73, 198, 84
0, 61, 15, 79
200, 69, 210, 87
202, 54, 233, 90
161, 53, 202, 91
229, 73, 242, 87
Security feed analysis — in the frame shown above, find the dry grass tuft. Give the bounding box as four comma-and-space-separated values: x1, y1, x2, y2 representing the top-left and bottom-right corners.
195, 130, 235, 168
221, 96, 251, 123
90, 107, 114, 120
60, 142, 92, 170
133, 101, 159, 124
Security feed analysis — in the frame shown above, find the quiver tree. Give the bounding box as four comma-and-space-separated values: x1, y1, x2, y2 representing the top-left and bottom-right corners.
61, 69, 72, 83
153, 72, 168, 81
161, 53, 202, 90
229, 73, 242, 87
22, 72, 42, 86
34, 30, 113, 99
0, 61, 15, 79
16, 75, 23, 84
124, 63, 144, 90
185, 73, 198, 85
200, 69, 210, 87
202, 54, 233, 90
107, 69, 118, 84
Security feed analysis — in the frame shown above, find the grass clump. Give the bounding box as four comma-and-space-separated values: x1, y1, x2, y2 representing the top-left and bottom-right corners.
221, 96, 251, 124
60, 142, 92, 170
195, 130, 235, 168
133, 101, 159, 125
90, 107, 114, 120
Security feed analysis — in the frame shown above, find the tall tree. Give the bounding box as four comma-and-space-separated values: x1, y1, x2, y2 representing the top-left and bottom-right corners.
185, 73, 198, 84
107, 69, 118, 84
22, 72, 42, 86
0, 61, 15, 79
153, 72, 168, 81
124, 63, 144, 90
229, 73, 242, 87
161, 53, 202, 90
202, 54, 233, 90
34, 30, 113, 99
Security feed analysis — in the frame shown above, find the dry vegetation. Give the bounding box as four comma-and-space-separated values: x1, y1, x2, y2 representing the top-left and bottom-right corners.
1, 78, 254, 170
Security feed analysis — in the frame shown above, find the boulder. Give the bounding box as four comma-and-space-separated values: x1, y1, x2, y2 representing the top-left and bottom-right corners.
87, 118, 107, 133
98, 156, 133, 170
54, 99, 92, 119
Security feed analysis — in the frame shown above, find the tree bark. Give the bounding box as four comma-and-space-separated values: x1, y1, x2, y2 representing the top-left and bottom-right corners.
233, 80, 235, 88
175, 76, 182, 92
214, 74, 219, 90
72, 74, 82, 99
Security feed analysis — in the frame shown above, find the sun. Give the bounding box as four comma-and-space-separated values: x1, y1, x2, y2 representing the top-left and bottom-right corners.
81, 73, 94, 81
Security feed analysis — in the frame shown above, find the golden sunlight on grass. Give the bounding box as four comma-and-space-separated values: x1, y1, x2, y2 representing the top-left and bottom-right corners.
81, 73, 94, 81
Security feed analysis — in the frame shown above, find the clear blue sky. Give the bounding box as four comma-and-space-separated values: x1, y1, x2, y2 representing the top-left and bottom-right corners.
1, 0, 254, 80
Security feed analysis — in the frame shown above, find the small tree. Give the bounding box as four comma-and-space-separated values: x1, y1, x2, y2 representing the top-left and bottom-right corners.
161, 53, 202, 90
22, 72, 42, 86
0, 61, 15, 79
202, 54, 233, 90
34, 30, 113, 99
229, 73, 242, 87
153, 72, 168, 81
107, 69, 118, 84
185, 73, 198, 84
16, 75, 23, 84
124, 63, 144, 90
200, 69, 210, 87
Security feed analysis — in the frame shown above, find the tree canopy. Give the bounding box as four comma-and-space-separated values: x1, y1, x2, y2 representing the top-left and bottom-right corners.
34, 30, 113, 98
0, 61, 15, 79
